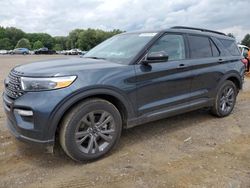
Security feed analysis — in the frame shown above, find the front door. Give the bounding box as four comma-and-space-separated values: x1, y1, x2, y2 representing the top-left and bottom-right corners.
135, 33, 193, 117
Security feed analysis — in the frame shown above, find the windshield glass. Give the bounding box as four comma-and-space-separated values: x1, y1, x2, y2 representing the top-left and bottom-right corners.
84, 33, 157, 64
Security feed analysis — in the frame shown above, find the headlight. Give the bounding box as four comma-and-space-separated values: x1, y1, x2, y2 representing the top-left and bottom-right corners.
20, 76, 77, 91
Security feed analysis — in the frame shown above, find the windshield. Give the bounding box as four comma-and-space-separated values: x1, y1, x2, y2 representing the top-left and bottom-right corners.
84, 33, 157, 64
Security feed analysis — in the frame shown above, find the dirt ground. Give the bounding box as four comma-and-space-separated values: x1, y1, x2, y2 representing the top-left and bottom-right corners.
0, 55, 250, 188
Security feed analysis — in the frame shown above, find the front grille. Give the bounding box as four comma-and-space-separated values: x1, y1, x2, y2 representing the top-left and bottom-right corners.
5, 70, 24, 99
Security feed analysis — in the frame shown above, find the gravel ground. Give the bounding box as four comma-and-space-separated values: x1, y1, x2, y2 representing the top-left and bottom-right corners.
0, 55, 250, 188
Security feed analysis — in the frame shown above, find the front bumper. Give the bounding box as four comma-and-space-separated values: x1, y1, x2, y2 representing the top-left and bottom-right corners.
6, 117, 54, 145
2, 87, 73, 146
3, 93, 55, 145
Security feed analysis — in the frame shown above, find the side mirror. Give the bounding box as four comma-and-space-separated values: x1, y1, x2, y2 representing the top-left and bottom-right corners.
143, 51, 169, 64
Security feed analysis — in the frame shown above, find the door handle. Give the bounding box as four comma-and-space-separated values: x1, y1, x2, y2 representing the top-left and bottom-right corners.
177, 63, 186, 69
218, 58, 224, 63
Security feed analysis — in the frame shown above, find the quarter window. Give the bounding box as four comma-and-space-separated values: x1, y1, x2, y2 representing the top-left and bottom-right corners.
148, 34, 186, 61
219, 39, 240, 56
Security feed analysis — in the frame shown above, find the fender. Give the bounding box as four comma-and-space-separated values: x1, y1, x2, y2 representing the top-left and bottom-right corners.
47, 86, 136, 140
214, 71, 243, 96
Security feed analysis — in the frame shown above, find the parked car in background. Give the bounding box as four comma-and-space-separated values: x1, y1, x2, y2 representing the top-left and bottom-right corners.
238, 44, 249, 55
29, 51, 35, 55
66, 49, 82, 55
59, 50, 67, 55
238, 44, 249, 71
57, 50, 67, 55
0, 50, 8, 55
10, 48, 29, 55
34, 47, 56, 55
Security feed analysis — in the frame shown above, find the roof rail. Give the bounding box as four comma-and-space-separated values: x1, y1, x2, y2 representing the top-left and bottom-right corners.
171, 26, 226, 36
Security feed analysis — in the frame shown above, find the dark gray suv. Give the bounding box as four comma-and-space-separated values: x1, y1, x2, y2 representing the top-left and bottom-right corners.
3, 26, 245, 161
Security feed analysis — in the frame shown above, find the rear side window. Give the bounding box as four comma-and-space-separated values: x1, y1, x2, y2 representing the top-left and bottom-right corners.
188, 35, 212, 58
219, 39, 240, 56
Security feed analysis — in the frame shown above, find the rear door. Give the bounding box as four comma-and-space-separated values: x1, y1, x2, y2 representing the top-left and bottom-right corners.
135, 33, 193, 116
187, 35, 224, 100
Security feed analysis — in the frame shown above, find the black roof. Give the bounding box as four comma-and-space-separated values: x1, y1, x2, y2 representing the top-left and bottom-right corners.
124, 26, 233, 40
167, 26, 232, 39
170, 26, 226, 36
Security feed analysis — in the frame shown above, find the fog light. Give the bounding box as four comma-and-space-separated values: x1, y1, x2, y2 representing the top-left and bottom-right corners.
15, 109, 33, 116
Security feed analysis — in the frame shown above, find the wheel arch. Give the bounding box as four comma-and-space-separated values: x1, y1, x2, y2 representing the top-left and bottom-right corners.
226, 76, 242, 90
48, 88, 135, 142
217, 72, 243, 91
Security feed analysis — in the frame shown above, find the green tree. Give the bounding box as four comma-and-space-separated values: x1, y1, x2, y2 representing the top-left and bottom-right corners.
76, 28, 123, 51
33, 40, 43, 49
67, 29, 82, 49
66, 39, 72, 49
0, 38, 13, 50
0, 26, 6, 39
42, 34, 54, 49
5, 27, 25, 48
15, 38, 31, 49
0, 25, 123, 51
53, 44, 62, 51
77, 29, 96, 50
54, 36, 67, 50
26, 33, 54, 49
241, 34, 250, 47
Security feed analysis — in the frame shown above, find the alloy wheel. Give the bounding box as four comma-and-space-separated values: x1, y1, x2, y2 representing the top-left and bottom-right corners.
74, 110, 115, 154
219, 86, 235, 113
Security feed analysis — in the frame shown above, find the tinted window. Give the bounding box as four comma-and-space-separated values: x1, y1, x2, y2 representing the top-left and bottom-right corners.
189, 35, 212, 58
149, 34, 186, 61
210, 40, 220, 57
219, 39, 240, 56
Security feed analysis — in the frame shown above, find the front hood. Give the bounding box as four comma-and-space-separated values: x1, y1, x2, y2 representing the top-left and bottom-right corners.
14, 57, 125, 77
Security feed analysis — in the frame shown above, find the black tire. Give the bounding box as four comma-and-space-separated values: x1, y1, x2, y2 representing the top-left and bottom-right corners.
211, 80, 237, 117
59, 98, 122, 162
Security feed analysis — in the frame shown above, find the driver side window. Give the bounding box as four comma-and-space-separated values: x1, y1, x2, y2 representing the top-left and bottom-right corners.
149, 34, 186, 61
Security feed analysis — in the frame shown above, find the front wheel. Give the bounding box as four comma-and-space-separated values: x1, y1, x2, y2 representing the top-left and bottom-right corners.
59, 98, 122, 162
211, 80, 237, 117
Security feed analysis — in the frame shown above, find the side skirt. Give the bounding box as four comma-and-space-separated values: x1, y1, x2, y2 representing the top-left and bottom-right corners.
126, 98, 213, 129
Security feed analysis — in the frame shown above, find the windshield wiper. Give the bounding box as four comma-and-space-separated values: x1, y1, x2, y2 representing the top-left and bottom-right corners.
85, 56, 106, 60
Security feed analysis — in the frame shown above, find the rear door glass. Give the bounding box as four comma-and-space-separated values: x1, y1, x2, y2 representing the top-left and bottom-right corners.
188, 35, 212, 58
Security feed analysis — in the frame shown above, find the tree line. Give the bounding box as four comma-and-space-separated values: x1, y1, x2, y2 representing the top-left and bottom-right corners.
241, 34, 250, 47
1, 26, 250, 51
0, 26, 123, 51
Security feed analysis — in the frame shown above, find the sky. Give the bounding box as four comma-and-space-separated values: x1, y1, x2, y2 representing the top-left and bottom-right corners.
0, 0, 249, 42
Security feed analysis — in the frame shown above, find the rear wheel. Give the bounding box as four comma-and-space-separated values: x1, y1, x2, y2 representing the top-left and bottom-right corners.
211, 80, 237, 117
59, 98, 122, 162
